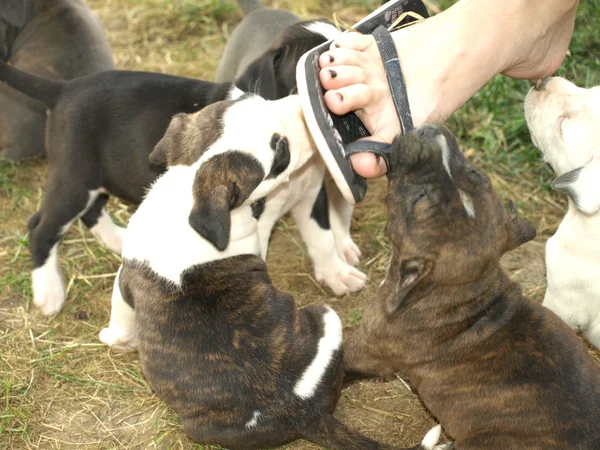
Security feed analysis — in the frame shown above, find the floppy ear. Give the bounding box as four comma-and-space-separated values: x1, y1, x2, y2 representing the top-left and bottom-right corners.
551, 154, 600, 215
385, 257, 434, 315
0, 0, 32, 27
235, 47, 284, 100
149, 114, 186, 167
505, 200, 537, 251
189, 152, 264, 250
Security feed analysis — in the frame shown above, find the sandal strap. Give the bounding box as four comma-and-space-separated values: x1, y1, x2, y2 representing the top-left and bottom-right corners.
372, 25, 414, 134
345, 140, 393, 171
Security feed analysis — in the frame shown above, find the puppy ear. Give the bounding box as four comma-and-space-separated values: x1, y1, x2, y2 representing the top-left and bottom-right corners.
235, 48, 284, 100
149, 114, 186, 167
385, 257, 434, 315
505, 200, 537, 251
0, 0, 31, 27
551, 155, 600, 215
189, 152, 264, 250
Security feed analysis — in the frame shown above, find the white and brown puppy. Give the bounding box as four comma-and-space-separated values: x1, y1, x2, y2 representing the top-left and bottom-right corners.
525, 77, 600, 349
98, 94, 440, 450
100, 93, 366, 348
149, 95, 366, 298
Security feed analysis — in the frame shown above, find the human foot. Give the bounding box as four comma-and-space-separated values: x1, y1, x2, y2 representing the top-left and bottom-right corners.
318, 0, 580, 179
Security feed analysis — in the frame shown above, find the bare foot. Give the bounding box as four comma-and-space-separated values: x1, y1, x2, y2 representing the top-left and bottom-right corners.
318, 0, 579, 179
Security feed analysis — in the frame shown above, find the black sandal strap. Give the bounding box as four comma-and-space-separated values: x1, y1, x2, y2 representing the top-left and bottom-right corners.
372, 25, 414, 134
345, 140, 393, 171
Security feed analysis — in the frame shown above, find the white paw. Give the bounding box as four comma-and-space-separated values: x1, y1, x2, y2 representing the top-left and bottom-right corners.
91, 213, 125, 255
32, 265, 66, 316
336, 237, 361, 267
99, 327, 138, 351
316, 257, 367, 296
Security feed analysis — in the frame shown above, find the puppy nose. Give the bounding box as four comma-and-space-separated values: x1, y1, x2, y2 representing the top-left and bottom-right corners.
416, 124, 440, 140
534, 78, 550, 91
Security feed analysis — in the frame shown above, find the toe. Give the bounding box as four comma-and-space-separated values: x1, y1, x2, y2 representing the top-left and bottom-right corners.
330, 31, 373, 52
324, 84, 373, 116
320, 65, 367, 91
319, 46, 373, 69
349, 152, 389, 178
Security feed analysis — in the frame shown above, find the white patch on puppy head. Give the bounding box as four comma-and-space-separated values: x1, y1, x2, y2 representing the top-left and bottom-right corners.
437, 135, 452, 179
458, 189, 475, 218
303, 21, 341, 41
294, 307, 342, 399
226, 85, 245, 100
122, 95, 315, 285
244, 410, 261, 429
435, 135, 475, 218
122, 165, 260, 286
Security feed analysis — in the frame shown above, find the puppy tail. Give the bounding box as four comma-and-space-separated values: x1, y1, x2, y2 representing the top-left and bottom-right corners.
235, 0, 263, 15
300, 414, 442, 450
0, 60, 63, 108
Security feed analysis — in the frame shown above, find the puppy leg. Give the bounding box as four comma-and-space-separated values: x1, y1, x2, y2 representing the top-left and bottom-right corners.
99, 266, 138, 351
81, 193, 125, 254
291, 184, 367, 296
324, 174, 361, 266
29, 187, 105, 315
343, 327, 398, 380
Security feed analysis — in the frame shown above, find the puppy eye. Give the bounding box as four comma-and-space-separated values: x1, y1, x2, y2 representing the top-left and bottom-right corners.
558, 115, 568, 134
412, 189, 427, 207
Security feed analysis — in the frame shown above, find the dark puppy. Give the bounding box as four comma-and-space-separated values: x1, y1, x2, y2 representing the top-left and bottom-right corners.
0, 0, 113, 159
0, 60, 241, 316
101, 95, 440, 450
215, 0, 340, 98
215, 0, 301, 83
344, 125, 600, 449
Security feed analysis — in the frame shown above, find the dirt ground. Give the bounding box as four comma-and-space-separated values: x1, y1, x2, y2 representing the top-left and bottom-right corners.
1, 0, 599, 449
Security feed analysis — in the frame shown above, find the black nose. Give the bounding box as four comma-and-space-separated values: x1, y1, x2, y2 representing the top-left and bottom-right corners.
416, 124, 441, 140
534, 78, 550, 91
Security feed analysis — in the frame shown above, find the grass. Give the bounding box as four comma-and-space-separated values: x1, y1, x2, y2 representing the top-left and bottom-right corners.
1, 0, 599, 448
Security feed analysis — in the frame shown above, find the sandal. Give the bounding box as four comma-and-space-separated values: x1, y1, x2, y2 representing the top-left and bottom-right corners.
296, 0, 429, 204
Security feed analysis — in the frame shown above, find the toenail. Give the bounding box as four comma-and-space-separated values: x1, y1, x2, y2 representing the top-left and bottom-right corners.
329, 69, 337, 78
332, 43, 340, 48
329, 54, 334, 63
375, 155, 382, 166
336, 92, 344, 102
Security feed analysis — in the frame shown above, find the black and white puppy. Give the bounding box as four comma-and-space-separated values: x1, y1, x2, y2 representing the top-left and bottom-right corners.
99, 94, 441, 450
0, 60, 242, 316
0, 0, 114, 160
0, 10, 361, 318
216, 4, 366, 292
100, 94, 366, 347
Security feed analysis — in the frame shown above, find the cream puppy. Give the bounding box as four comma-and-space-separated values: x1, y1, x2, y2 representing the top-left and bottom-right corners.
525, 77, 600, 349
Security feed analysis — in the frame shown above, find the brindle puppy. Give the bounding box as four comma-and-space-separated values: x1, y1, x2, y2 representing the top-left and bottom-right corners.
344, 125, 600, 450
104, 96, 441, 450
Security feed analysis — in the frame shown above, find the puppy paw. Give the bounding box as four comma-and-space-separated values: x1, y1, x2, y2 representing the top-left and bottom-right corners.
99, 327, 138, 351
91, 218, 125, 255
32, 268, 66, 316
316, 257, 367, 296
337, 237, 361, 267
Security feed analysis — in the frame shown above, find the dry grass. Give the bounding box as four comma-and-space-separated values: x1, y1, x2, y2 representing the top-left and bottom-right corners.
1, 0, 599, 448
